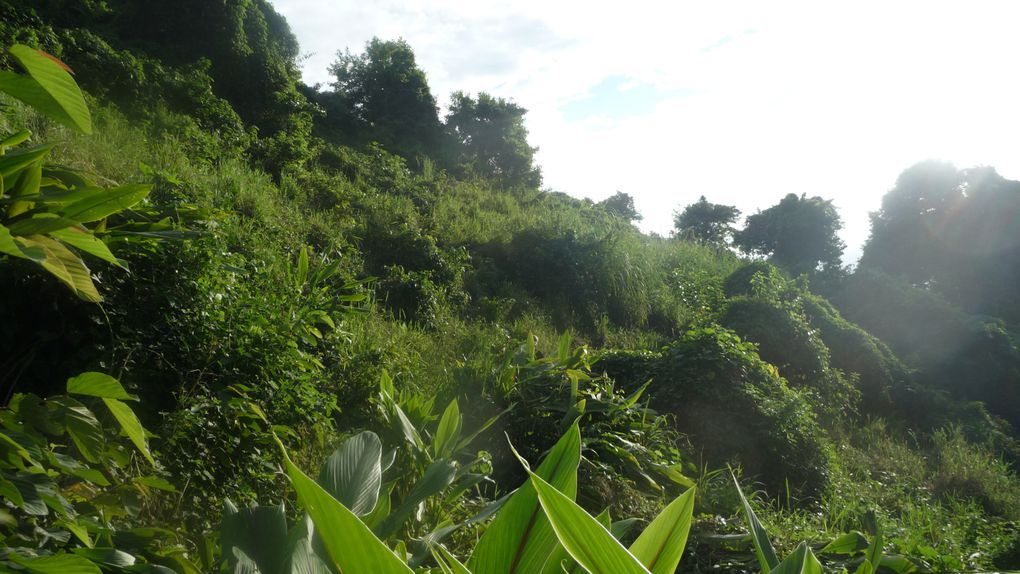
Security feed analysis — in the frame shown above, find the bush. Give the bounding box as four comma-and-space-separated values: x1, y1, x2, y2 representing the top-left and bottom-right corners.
601, 328, 833, 498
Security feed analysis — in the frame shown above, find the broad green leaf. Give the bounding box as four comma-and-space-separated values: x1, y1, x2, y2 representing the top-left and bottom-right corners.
820, 531, 869, 555
433, 399, 462, 459
376, 459, 457, 538
72, 548, 135, 569
468, 423, 581, 574
14, 234, 101, 302
102, 398, 155, 465
317, 431, 382, 515
52, 397, 104, 464
557, 332, 571, 363
0, 129, 31, 150
878, 555, 918, 574
274, 436, 414, 574
67, 372, 134, 400
0, 143, 53, 179
60, 183, 150, 223
12, 552, 102, 574
7, 159, 42, 217
0, 476, 24, 506
8, 215, 78, 236
732, 472, 779, 573
540, 509, 612, 574
221, 501, 289, 574
629, 486, 696, 574
48, 227, 123, 267
287, 515, 331, 574
770, 542, 823, 574
2, 45, 92, 134
431, 544, 472, 574
522, 452, 650, 574
297, 246, 309, 287
0, 224, 33, 261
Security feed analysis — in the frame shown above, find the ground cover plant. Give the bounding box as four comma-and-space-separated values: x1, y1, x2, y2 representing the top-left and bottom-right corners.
0, 7, 1018, 573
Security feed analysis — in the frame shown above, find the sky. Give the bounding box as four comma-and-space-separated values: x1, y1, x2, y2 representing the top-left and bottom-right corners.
273, 0, 1020, 263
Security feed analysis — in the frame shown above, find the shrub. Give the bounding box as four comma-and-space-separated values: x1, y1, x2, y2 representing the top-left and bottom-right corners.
601, 328, 832, 499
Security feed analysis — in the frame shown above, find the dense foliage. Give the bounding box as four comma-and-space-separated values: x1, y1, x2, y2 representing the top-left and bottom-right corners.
0, 3, 1018, 572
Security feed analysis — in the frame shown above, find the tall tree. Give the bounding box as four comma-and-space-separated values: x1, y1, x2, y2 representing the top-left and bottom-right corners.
328, 37, 443, 161
598, 191, 642, 222
445, 91, 541, 188
673, 196, 740, 245
734, 193, 844, 275
860, 161, 1020, 321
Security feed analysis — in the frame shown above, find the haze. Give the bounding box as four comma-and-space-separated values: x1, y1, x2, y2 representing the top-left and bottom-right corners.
275, 0, 1020, 262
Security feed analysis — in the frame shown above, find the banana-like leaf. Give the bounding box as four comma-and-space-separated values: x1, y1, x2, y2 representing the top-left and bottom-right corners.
732, 472, 779, 573
431, 544, 472, 574
50, 396, 104, 464
7, 159, 42, 217
8, 215, 78, 236
432, 400, 462, 459
770, 542, 823, 574
376, 459, 457, 539
0, 143, 53, 179
102, 398, 155, 465
521, 450, 650, 574
11, 552, 102, 574
67, 372, 134, 400
221, 501, 289, 574
820, 531, 869, 555
629, 486, 696, 574
0, 45, 92, 133
275, 436, 413, 574
317, 431, 382, 516
60, 183, 150, 223
48, 226, 124, 268
468, 423, 581, 574
14, 234, 101, 302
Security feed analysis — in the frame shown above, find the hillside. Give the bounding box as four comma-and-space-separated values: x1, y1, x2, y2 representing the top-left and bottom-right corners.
0, 2, 1018, 572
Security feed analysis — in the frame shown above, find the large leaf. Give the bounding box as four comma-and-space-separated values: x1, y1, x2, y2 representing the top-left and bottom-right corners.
468, 423, 581, 574
0, 144, 54, 179
51, 397, 104, 464
0, 45, 92, 133
770, 542, 823, 574
732, 472, 779, 573
12, 552, 102, 574
102, 398, 155, 465
287, 516, 331, 574
431, 544, 472, 574
432, 400, 462, 459
8, 215, 78, 236
67, 372, 134, 400
221, 500, 289, 574
60, 183, 150, 223
14, 234, 101, 302
820, 531, 869, 555
522, 452, 650, 574
48, 226, 124, 267
376, 459, 457, 539
629, 486, 696, 574
275, 436, 413, 574
317, 431, 382, 516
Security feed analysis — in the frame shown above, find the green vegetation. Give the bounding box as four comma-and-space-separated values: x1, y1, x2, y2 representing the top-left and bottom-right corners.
0, 4, 1018, 572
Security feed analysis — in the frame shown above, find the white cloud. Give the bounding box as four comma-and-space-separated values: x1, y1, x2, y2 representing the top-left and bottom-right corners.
273, 0, 1020, 262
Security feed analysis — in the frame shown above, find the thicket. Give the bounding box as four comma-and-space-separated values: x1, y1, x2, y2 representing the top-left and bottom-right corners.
0, 3, 1018, 571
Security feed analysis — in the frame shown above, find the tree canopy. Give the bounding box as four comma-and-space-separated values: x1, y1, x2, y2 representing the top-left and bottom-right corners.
859, 161, 1020, 321
328, 37, 443, 161
673, 196, 740, 245
734, 193, 844, 275
597, 191, 642, 222
445, 91, 541, 188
